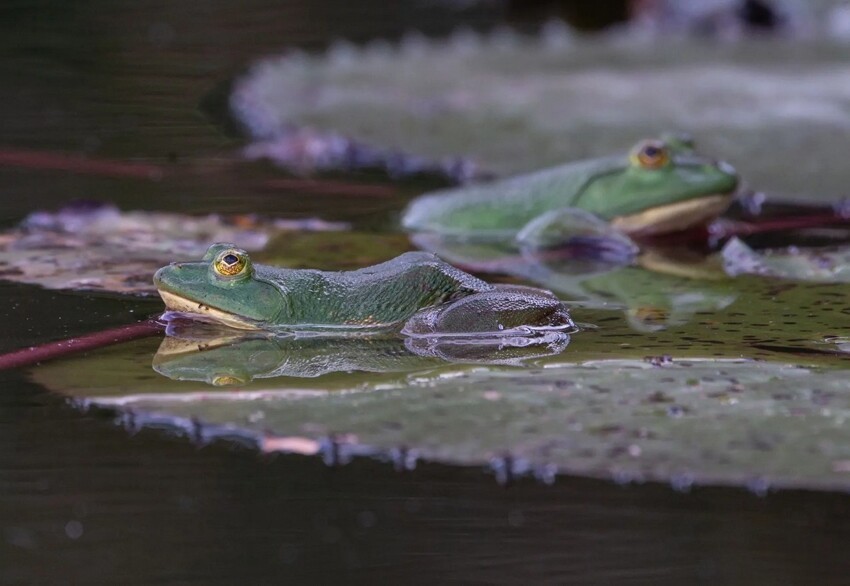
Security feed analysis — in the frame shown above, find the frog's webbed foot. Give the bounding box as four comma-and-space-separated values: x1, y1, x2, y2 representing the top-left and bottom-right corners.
401, 285, 575, 338
515, 208, 639, 264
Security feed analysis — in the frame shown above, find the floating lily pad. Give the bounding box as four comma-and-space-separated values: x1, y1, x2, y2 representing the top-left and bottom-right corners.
230, 35, 850, 197
0, 202, 348, 295
31, 342, 850, 491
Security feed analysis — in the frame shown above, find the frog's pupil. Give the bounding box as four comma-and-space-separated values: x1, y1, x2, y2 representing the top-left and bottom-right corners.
644, 146, 660, 157
223, 254, 239, 265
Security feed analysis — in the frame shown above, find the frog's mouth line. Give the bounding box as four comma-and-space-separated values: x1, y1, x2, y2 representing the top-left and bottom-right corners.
610, 192, 733, 236
157, 290, 262, 330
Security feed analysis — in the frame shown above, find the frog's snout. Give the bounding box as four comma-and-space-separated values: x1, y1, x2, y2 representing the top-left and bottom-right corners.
153, 263, 179, 287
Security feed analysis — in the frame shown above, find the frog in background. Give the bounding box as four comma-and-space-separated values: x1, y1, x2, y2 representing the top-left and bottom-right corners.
402, 134, 738, 251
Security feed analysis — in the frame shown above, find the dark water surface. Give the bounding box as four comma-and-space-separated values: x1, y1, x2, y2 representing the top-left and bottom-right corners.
3, 2, 850, 584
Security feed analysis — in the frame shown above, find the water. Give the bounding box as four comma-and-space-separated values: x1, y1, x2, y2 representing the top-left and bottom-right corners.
3, 1, 850, 583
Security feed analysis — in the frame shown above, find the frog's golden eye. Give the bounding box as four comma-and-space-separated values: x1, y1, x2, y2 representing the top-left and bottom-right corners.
213, 249, 249, 277
630, 140, 670, 170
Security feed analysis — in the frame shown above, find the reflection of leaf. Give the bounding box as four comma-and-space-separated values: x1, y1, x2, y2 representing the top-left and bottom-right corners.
231, 36, 850, 197
38, 352, 850, 491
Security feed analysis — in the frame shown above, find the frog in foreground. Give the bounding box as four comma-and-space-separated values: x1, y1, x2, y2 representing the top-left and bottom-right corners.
154, 243, 574, 336
402, 136, 739, 248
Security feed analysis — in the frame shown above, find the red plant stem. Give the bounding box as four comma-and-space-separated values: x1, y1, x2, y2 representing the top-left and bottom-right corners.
644, 213, 850, 247
0, 319, 164, 371
710, 214, 850, 238
0, 148, 164, 180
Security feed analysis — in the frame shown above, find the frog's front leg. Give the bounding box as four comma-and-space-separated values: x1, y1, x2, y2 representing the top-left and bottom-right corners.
401, 285, 574, 338
515, 207, 639, 263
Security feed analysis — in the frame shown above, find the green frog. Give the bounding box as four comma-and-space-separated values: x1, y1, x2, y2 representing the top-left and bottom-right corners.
153, 243, 574, 335
402, 135, 738, 247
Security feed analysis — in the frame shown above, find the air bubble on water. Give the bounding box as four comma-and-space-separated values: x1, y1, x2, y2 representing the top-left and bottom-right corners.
65, 520, 83, 540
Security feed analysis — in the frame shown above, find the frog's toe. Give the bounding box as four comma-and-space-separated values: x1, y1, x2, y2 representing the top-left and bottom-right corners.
401, 285, 575, 338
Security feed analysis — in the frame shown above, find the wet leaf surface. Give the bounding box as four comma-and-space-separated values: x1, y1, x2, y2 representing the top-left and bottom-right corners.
31, 344, 850, 491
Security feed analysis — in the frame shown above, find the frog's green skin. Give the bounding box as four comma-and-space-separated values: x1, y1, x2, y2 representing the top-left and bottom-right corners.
153, 328, 570, 384
153, 243, 574, 334
402, 137, 738, 241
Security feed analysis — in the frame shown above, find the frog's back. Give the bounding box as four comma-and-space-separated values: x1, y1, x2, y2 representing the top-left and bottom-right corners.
261, 252, 492, 327
402, 156, 622, 236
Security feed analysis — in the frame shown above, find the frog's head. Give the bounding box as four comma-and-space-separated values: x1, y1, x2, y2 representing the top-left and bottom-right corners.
153, 243, 286, 330
576, 138, 738, 236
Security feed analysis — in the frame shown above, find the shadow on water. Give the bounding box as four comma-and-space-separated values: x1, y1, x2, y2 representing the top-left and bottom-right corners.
4, 0, 850, 583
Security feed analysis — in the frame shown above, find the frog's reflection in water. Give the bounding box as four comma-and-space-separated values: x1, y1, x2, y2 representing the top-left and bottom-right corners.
153, 318, 572, 386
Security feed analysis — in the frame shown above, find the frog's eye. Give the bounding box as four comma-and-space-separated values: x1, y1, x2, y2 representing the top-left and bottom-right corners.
213, 249, 249, 277
630, 140, 671, 170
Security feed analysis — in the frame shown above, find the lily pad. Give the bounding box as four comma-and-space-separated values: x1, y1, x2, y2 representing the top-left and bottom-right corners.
0, 202, 348, 295
31, 342, 850, 491
230, 35, 850, 197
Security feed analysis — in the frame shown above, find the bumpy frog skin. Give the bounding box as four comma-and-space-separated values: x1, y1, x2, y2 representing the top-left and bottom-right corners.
154, 243, 574, 335
402, 136, 738, 241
